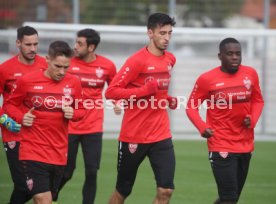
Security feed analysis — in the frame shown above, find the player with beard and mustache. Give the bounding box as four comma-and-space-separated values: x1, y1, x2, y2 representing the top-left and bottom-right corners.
0, 26, 47, 204
105, 13, 177, 204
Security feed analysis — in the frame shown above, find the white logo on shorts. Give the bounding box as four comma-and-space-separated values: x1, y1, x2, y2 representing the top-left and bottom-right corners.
128, 143, 138, 154
219, 152, 229, 159
7, 141, 16, 149
26, 178, 33, 191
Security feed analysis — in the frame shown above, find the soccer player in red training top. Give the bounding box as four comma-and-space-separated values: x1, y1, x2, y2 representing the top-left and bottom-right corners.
105, 13, 177, 204
186, 38, 264, 204
53, 28, 120, 204
6, 41, 86, 204
0, 26, 47, 204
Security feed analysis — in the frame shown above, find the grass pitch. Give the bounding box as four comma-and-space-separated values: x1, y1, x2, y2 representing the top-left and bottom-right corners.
0, 139, 275, 204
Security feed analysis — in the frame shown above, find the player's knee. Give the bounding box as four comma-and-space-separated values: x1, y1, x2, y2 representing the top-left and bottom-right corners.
85, 167, 97, 178
116, 183, 134, 198
157, 187, 174, 200
33, 192, 51, 203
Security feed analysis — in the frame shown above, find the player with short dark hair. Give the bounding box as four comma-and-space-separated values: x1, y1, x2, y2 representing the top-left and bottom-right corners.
6, 40, 86, 204
0, 25, 47, 204
186, 37, 264, 204
52, 28, 120, 204
17, 26, 38, 40
105, 13, 177, 204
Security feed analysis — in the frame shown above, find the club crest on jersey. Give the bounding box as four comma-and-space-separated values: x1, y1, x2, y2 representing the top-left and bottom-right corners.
219, 152, 229, 159
128, 143, 138, 154
7, 141, 16, 149
63, 87, 72, 96
26, 178, 33, 191
96, 67, 104, 78
243, 77, 251, 90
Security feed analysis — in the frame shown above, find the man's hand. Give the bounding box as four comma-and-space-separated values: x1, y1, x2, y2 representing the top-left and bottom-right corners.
62, 105, 74, 119
167, 96, 177, 110
201, 128, 214, 138
23, 107, 36, 127
244, 114, 251, 128
0, 114, 21, 132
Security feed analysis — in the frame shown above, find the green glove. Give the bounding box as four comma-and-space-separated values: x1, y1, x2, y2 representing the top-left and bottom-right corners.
0, 114, 21, 133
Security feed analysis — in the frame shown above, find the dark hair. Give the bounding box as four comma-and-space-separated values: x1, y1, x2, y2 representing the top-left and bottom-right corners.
147, 13, 176, 30
77, 28, 100, 49
219, 37, 240, 52
17, 26, 38, 40
48, 41, 73, 59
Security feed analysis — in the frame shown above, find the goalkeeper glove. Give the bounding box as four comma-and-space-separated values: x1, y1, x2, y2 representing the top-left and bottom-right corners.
0, 114, 21, 133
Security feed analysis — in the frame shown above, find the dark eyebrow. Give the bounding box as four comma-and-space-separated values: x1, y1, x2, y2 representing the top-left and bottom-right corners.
54, 64, 69, 69
25, 42, 38, 45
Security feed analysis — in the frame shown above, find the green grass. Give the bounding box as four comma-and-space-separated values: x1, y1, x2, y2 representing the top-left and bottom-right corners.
0, 140, 275, 203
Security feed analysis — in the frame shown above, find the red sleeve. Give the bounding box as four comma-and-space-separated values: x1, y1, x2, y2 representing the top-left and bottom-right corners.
105, 62, 122, 105
249, 70, 264, 128
5, 78, 27, 123
106, 62, 117, 85
105, 58, 157, 100
0, 64, 5, 95
71, 78, 86, 121
186, 75, 211, 134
